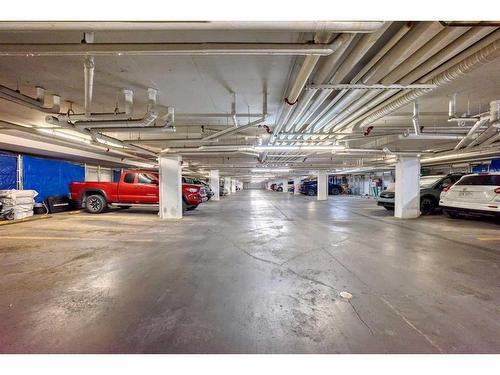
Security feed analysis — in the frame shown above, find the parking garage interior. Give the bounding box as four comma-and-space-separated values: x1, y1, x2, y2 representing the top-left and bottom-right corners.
1, 7, 500, 366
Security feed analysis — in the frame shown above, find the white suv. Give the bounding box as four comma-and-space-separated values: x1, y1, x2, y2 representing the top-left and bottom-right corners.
439, 173, 500, 219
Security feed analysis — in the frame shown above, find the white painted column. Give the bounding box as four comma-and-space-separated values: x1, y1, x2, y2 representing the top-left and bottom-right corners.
209, 170, 220, 201
231, 179, 236, 193
293, 177, 301, 195
159, 154, 183, 219
225, 177, 232, 195
317, 171, 328, 201
395, 156, 421, 219
281, 178, 288, 193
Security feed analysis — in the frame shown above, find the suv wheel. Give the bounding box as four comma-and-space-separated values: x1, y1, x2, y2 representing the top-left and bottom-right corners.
277, 187, 283, 192
307, 189, 315, 196
86, 194, 106, 214
331, 187, 340, 195
420, 197, 436, 215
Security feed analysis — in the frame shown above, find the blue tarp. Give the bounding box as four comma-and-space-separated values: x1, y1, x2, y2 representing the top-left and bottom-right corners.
22, 155, 85, 203
0, 151, 17, 190
113, 169, 121, 182
490, 158, 500, 172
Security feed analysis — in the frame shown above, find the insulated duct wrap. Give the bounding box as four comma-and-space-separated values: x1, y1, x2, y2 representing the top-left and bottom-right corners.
360, 39, 500, 127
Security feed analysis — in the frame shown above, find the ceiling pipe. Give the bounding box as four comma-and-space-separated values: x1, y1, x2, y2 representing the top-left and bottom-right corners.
0, 21, 386, 33
0, 84, 60, 113
270, 33, 345, 144
74, 107, 160, 129
360, 39, 500, 128
453, 116, 489, 149
0, 41, 348, 57
291, 23, 396, 136
327, 28, 498, 135
83, 56, 95, 117
412, 101, 421, 135
202, 91, 267, 142
314, 22, 444, 135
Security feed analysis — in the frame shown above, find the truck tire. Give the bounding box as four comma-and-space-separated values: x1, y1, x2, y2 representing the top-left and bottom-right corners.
331, 187, 340, 195
85, 194, 107, 214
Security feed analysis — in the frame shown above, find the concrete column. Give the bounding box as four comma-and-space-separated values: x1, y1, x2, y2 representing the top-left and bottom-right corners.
281, 178, 288, 193
293, 177, 301, 195
209, 169, 220, 201
317, 171, 328, 201
159, 154, 182, 219
231, 179, 236, 193
225, 177, 232, 195
395, 156, 421, 219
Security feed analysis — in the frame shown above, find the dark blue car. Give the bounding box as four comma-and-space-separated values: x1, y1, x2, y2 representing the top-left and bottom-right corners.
299, 178, 342, 196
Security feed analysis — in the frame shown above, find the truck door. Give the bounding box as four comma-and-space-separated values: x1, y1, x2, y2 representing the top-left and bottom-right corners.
136, 173, 160, 203
118, 172, 140, 203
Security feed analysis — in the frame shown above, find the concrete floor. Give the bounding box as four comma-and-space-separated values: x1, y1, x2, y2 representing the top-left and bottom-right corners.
1, 190, 499, 353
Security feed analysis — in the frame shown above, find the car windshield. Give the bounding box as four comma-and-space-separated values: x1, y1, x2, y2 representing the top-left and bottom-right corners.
420, 176, 443, 188
456, 175, 500, 186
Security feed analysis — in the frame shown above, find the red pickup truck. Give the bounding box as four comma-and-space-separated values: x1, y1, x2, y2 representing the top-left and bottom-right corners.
69, 170, 202, 214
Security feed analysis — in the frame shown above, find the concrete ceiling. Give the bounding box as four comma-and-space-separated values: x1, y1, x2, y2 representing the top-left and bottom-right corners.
0, 22, 499, 179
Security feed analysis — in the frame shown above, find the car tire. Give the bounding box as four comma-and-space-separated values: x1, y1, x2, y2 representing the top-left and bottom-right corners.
307, 189, 315, 196
331, 188, 340, 195
443, 209, 460, 219
182, 199, 187, 213
85, 194, 106, 214
420, 196, 436, 215
186, 205, 198, 211
277, 187, 283, 192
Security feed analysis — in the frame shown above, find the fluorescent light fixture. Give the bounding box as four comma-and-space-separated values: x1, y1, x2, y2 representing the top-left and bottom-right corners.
251, 168, 290, 173
254, 145, 345, 151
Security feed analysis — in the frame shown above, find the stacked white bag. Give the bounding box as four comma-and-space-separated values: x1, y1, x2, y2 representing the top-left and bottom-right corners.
0, 190, 38, 220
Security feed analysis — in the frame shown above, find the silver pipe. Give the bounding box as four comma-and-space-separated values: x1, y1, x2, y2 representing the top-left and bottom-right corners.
0, 21, 386, 32
360, 39, 500, 127
83, 56, 95, 117
74, 108, 159, 129
0, 85, 60, 113
454, 116, 489, 149
0, 42, 343, 57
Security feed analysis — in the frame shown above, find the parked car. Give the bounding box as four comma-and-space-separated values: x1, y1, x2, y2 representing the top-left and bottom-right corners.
183, 177, 212, 202
440, 173, 500, 219
377, 173, 464, 215
299, 178, 342, 196
70, 170, 202, 214
271, 183, 283, 192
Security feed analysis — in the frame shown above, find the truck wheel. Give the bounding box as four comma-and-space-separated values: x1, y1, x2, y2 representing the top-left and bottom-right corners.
86, 194, 106, 214
420, 197, 436, 215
